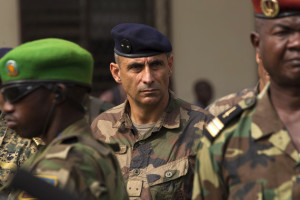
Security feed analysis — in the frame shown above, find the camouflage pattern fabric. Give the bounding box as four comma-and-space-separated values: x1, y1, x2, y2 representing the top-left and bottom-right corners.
0, 112, 39, 188
192, 84, 300, 199
8, 119, 128, 200
206, 86, 258, 116
91, 92, 213, 200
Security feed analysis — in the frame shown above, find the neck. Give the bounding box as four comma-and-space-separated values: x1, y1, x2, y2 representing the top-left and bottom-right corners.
270, 82, 300, 112
42, 107, 84, 145
129, 94, 169, 124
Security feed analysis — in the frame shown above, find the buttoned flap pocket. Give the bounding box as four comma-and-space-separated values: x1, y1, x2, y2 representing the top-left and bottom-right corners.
228, 181, 263, 200
146, 157, 189, 186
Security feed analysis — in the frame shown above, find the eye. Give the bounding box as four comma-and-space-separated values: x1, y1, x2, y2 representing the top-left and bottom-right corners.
127, 63, 144, 72
149, 61, 163, 70
272, 26, 292, 37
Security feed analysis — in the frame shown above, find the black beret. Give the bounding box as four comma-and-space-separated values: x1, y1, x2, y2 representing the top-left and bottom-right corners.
111, 23, 172, 58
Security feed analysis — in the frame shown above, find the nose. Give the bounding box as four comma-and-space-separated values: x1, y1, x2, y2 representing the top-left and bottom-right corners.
142, 66, 154, 85
287, 32, 300, 51
2, 100, 15, 114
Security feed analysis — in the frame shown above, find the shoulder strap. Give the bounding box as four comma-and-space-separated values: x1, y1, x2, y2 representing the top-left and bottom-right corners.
204, 96, 256, 142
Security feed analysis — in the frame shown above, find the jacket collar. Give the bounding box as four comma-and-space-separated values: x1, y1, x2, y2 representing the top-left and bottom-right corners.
252, 83, 284, 140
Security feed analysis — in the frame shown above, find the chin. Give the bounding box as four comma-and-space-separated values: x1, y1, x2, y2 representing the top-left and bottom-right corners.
142, 99, 160, 106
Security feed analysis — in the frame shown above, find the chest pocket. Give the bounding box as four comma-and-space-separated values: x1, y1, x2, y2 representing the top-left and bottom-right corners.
147, 157, 189, 186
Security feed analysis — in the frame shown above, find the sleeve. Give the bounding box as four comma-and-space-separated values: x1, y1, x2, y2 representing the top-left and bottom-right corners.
30, 145, 122, 200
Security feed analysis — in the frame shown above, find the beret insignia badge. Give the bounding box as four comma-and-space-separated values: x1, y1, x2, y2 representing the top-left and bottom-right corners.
120, 39, 132, 54
6, 60, 19, 77
261, 0, 279, 18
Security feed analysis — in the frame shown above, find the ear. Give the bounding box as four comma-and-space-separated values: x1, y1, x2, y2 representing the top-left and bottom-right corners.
250, 32, 261, 60
167, 54, 174, 76
110, 62, 121, 84
53, 84, 67, 104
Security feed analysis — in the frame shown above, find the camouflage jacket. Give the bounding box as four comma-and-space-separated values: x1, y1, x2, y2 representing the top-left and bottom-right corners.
91, 92, 212, 200
192, 84, 300, 200
9, 119, 128, 200
206, 86, 258, 116
0, 112, 40, 188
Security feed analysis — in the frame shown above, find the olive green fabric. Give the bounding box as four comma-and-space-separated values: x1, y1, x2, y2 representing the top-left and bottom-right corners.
0, 38, 93, 86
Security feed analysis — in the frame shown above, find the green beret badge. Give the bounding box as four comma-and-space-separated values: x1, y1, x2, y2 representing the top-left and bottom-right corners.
6, 60, 19, 77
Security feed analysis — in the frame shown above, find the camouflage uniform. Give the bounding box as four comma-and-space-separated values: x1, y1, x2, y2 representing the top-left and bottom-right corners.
9, 119, 128, 200
91, 92, 212, 199
192, 84, 300, 199
0, 112, 40, 188
206, 86, 258, 116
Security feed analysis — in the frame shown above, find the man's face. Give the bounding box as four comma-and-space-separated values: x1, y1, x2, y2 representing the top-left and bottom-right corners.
2, 85, 52, 138
112, 53, 173, 107
258, 16, 300, 87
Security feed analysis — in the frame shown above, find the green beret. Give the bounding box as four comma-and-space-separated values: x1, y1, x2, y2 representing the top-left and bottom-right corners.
0, 38, 93, 86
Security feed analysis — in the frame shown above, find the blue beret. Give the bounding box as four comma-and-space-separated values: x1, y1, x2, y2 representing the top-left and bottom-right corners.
111, 23, 172, 58
0, 48, 13, 59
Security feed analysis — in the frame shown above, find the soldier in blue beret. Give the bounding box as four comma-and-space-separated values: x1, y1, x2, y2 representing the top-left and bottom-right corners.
91, 23, 213, 199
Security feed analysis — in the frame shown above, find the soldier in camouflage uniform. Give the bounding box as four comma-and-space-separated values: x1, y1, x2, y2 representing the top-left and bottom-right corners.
0, 48, 114, 189
0, 38, 128, 199
207, 52, 269, 116
192, 0, 300, 199
91, 23, 212, 199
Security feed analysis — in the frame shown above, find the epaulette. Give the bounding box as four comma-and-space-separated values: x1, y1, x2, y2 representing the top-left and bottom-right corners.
32, 137, 46, 146
58, 134, 111, 156
204, 96, 256, 142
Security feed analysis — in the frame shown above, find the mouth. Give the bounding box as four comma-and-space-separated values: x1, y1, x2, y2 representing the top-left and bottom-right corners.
141, 89, 159, 94
141, 89, 158, 92
5, 117, 17, 129
286, 58, 300, 66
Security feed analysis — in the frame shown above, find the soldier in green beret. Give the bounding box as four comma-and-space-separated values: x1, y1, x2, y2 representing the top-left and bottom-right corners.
193, 0, 300, 199
0, 47, 113, 191
0, 38, 128, 199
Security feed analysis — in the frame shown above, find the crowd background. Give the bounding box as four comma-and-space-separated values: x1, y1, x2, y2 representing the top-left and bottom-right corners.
0, 0, 256, 104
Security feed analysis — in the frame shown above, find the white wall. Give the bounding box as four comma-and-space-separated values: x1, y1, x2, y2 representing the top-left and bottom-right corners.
0, 0, 20, 47
171, 0, 257, 103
